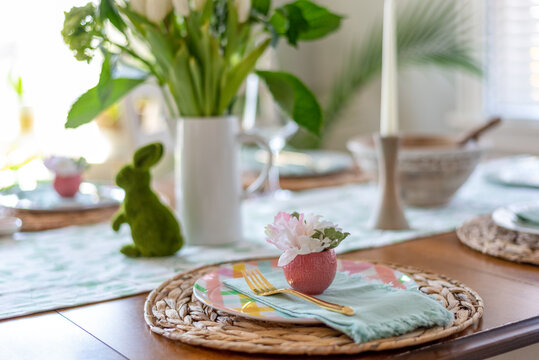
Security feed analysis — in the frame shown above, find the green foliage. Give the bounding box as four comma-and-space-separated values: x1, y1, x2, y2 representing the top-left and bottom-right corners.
61, 3, 102, 62
98, 0, 126, 32
219, 38, 271, 114
62, 0, 341, 134
256, 70, 322, 136
8, 74, 24, 102
66, 77, 146, 128
312, 227, 350, 250
66, 50, 148, 128
270, 4, 308, 46
291, 0, 482, 149
252, 0, 271, 16
112, 142, 183, 257
270, 0, 342, 46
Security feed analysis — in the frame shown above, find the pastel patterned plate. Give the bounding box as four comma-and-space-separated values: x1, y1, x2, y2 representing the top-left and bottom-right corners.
193, 259, 417, 324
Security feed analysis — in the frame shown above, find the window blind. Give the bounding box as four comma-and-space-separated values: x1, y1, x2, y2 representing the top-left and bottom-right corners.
487, 0, 539, 120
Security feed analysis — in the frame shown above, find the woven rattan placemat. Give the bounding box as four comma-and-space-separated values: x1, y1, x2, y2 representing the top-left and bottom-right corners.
144, 258, 484, 356
457, 215, 539, 266
7, 206, 118, 232
243, 169, 368, 191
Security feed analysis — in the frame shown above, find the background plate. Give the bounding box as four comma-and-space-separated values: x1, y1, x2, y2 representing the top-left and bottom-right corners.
484, 155, 539, 188
492, 203, 539, 235
241, 149, 354, 177
0, 182, 124, 212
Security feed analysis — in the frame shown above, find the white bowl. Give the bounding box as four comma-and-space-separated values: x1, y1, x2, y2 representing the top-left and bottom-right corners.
347, 134, 483, 207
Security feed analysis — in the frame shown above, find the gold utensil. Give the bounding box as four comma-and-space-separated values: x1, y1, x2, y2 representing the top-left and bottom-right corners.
241, 268, 354, 316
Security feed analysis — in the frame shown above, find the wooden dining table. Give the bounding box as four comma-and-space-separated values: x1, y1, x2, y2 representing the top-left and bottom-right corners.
1, 230, 538, 359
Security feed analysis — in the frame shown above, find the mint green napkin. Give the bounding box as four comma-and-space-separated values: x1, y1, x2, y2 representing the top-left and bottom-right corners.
515, 207, 539, 225
224, 271, 453, 343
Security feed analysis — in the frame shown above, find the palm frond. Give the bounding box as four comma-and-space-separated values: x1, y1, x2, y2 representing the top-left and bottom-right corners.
291, 0, 481, 149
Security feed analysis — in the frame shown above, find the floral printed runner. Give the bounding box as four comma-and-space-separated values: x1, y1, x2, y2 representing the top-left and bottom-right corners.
1, 161, 538, 320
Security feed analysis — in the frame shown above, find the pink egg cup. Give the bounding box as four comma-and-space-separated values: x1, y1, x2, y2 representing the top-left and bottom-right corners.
282, 249, 337, 295
53, 173, 82, 198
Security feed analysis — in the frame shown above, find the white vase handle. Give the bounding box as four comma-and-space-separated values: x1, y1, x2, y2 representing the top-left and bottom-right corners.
237, 132, 272, 197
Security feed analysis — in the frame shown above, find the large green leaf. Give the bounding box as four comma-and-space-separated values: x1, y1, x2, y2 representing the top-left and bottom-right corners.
252, 0, 271, 16
289, 0, 342, 41
270, 5, 308, 46
66, 77, 146, 128
256, 70, 322, 136
270, 0, 342, 45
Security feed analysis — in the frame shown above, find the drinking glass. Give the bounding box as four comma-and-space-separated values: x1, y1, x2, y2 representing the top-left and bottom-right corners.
242, 73, 298, 197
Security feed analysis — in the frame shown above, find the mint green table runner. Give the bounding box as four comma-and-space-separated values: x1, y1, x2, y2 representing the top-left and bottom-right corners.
1, 161, 538, 320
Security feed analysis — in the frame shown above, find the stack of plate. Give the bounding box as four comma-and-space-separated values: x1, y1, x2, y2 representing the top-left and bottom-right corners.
0, 182, 124, 232
458, 203, 539, 265
0, 182, 123, 212
492, 203, 539, 236
241, 148, 354, 178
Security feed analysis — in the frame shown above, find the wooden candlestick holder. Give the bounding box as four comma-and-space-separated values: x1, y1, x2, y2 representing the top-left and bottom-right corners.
370, 134, 410, 230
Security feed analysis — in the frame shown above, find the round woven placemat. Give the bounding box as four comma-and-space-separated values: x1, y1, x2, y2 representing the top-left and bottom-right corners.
243, 169, 368, 191
6, 206, 118, 232
144, 258, 484, 356
457, 215, 539, 266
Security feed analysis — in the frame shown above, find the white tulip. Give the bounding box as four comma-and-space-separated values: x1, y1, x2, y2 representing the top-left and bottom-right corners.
146, 0, 173, 22
235, 0, 251, 23
130, 0, 147, 15
192, 0, 206, 12
172, 0, 190, 16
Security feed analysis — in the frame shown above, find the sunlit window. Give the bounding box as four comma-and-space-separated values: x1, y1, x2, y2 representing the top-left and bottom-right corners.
487, 0, 539, 119
0, 0, 111, 177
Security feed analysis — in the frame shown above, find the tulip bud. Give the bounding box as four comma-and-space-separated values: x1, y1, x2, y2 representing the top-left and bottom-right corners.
146, 0, 173, 22
130, 0, 147, 15
234, 0, 251, 23
172, 0, 190, 16
192, 0, 206, 12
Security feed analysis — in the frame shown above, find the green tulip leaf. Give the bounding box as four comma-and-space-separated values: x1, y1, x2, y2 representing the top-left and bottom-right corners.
98, 0, 126, 32
219, 38, 271, 113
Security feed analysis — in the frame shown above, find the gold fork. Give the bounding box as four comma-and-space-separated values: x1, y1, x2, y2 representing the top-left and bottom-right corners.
241, 268, 354, 316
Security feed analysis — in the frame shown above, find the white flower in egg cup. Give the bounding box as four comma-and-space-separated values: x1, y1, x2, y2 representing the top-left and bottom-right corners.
44, 156, 88, 197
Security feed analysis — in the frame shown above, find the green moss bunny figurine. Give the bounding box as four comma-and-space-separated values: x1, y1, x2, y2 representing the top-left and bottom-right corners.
112, 142, 183, 257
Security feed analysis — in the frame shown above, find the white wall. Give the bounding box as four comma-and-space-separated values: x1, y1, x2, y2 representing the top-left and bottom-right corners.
276, 0, 459, 150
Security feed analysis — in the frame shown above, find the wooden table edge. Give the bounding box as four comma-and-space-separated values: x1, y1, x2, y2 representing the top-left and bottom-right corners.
394, 316, 539, 360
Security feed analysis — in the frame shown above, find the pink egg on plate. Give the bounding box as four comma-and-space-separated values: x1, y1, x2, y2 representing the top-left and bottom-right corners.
282, 249, 337, 295
53, 174, 82, 198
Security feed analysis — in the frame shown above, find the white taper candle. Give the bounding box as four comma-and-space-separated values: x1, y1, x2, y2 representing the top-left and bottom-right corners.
380, 0, 398, 136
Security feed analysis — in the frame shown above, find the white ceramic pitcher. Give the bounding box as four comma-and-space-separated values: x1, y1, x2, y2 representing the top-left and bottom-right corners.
175, 116, 271, 245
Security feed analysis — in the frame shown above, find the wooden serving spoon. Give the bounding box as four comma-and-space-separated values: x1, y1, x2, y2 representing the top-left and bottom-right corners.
456, 117, 502, 146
